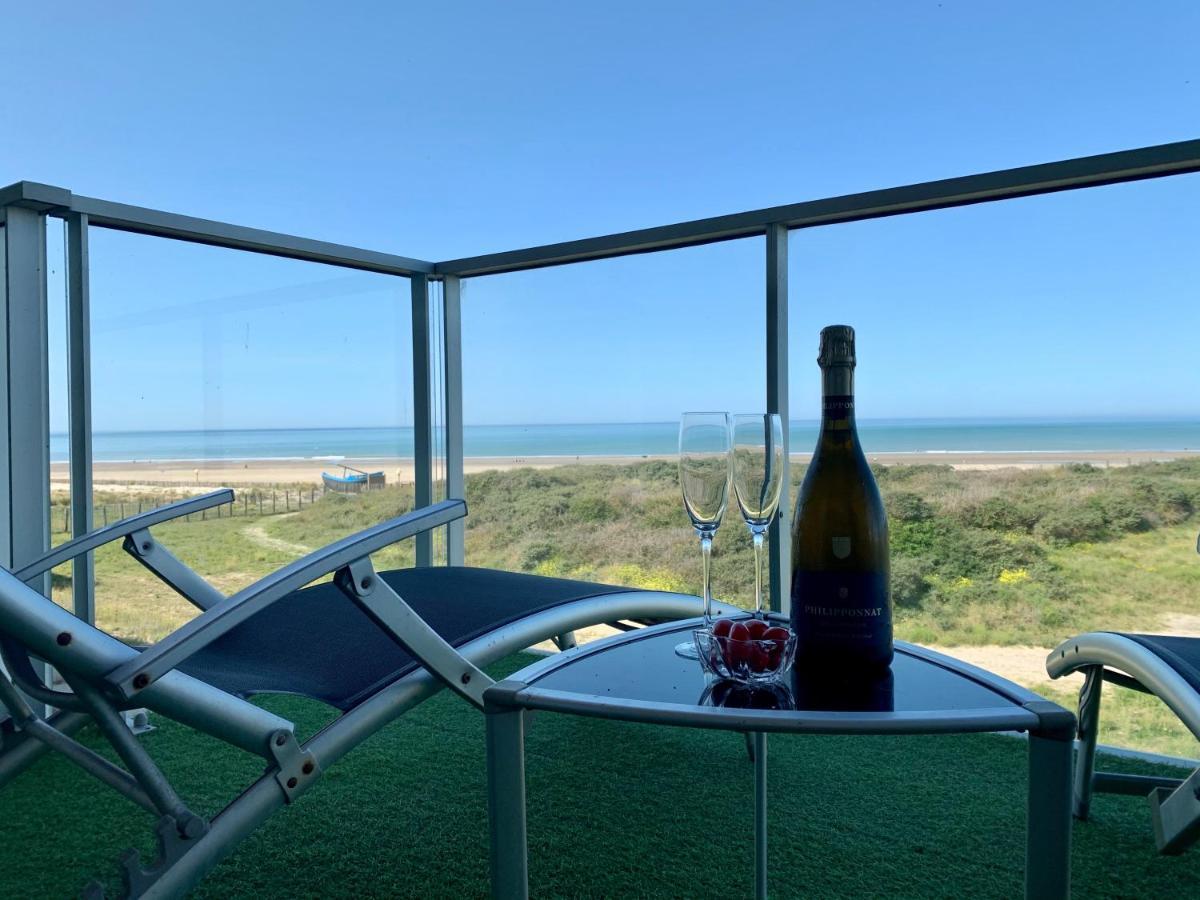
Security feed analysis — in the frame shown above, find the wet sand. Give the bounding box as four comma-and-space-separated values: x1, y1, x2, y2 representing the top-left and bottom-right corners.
53, 448, 1200, 490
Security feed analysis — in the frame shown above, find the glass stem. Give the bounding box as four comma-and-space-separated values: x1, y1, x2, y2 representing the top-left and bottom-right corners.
752, 529, 765, 617
700, 533, 713, 624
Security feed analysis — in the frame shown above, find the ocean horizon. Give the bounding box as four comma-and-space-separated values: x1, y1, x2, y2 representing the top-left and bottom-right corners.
50, 418, 1200, 463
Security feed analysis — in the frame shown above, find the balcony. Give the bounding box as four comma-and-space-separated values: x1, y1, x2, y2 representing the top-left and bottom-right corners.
2, 141, 1200, 896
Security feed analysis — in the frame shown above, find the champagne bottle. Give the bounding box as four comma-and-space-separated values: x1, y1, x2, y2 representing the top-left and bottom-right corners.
790, 325, 892, 670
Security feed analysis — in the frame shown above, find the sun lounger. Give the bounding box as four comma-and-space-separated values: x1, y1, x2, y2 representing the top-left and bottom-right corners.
1047, 631, 1200, 854
0, 490, 716, 896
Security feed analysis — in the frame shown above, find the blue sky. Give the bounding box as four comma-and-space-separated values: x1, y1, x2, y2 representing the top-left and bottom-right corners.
5, 2, 1198, 430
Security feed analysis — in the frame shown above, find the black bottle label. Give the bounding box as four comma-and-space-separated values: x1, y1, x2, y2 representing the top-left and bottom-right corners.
790, 570, 891, 663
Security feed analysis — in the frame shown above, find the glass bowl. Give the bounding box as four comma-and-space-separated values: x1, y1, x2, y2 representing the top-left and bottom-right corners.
693, 623, 797, 685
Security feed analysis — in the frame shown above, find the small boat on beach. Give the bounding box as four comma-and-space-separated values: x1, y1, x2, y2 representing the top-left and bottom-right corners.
321, 464, 386, 494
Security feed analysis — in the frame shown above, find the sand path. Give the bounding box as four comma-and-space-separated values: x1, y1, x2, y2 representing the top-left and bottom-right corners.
241, 518, 312, 556
943, 613, 1200, 690
937, 645, 1070, 691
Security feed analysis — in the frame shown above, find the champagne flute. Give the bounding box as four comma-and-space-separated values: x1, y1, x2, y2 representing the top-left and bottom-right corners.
676, 412, 731, 658
732, 413, 785, 618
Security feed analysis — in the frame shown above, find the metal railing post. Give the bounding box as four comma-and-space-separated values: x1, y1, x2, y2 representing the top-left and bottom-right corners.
66, 212, 95, 624
766, 224, 790, 614
443, 276, 465, 566
1, 205, 53, 716
411, 274, 434, 566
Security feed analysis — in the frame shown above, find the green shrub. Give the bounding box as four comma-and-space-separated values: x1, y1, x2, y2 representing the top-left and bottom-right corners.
569, 494, 616, 523
890, 519, 947, 558
891, 556, 932, 609
1160, 486, 1194, 523
519, 541, 556, 570
957, 495, 1042, 533
1097, 493, 1150, 534
893, 518, 1045, 581
628, 459, 678, 485
886, 491, 934, 522
1035, 504, 1108, 544
642, 495, 683, 528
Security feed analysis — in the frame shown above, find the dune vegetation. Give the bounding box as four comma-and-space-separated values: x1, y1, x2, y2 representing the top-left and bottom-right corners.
46, 457, 1200, 755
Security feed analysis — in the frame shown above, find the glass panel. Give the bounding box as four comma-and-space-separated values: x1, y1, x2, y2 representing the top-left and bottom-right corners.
461, 238, 765, 607
787, 174, 1200, 755
87, 229, 414, 643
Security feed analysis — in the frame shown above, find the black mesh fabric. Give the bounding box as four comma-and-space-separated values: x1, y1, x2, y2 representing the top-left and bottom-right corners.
1115, 633, 1200, 694
177, 566, 634, 711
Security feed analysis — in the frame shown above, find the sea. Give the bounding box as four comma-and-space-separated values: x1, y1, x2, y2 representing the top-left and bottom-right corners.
51, 419, 1200, 463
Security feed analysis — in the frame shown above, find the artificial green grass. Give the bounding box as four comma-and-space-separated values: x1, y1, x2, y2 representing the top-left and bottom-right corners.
2, 655, 1198, 898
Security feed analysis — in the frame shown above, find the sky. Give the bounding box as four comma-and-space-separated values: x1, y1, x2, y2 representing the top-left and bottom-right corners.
4, 2, 1198, 431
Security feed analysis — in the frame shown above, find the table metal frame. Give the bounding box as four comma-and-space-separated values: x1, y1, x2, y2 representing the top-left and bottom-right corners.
484, 618, 1075, 899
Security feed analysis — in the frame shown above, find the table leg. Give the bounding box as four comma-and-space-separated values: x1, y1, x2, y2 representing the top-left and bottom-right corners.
754, 732, 767, 900
1026, 731, 1073, 899
486, 707, 529, 900
1073, 667, 1102, 819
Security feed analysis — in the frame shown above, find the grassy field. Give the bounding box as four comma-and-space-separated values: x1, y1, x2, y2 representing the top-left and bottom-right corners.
49, 457, 1200, 756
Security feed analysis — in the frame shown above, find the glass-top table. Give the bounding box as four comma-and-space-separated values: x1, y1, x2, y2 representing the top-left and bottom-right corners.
483, 615, 1076, 899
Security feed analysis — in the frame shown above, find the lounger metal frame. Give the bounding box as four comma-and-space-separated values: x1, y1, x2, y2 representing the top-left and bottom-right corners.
1047, 632, 1200, 854
0, 492, 715, 897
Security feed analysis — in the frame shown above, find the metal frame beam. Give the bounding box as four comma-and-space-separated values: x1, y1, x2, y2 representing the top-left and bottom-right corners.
442, 276, 465, 565
1, 207, 51, 582
0, 181, 71, 213
435, 138, 1200, 277
410, 275, 434, 566
65, 212, 94, 623
1, 206, 52, 718
0, 181, 434, 277
765, 224, 789, 614
7, 138, 1199, 284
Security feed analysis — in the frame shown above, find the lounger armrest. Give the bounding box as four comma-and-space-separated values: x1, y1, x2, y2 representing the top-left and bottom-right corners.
105, 498, 467, 700
11, 489, 235, 584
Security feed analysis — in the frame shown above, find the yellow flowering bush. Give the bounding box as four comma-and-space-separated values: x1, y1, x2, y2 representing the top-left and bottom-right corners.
998, 568, 1030, 584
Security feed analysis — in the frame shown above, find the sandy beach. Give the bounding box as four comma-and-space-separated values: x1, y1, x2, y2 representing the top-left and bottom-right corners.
52, 448, 1200, 491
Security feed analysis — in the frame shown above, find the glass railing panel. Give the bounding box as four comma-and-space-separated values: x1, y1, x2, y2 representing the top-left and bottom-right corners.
461, 237, 766, 608
85, 228, 415, 644
787, 173, 1200, 756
